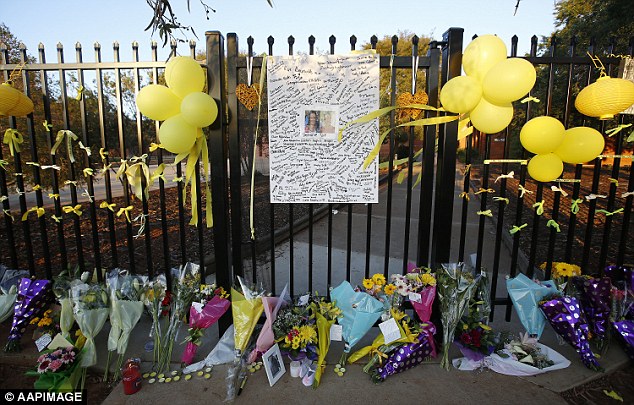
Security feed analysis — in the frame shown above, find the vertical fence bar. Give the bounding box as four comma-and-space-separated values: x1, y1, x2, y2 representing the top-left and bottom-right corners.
19, 45, 52, 277
431, 27, 463, 266
248, 38, 259, 284
287, 36, 295, 296
267, 35, 276, 294
94, 42, 118, 269
327, 35, 335, 287
383, 35, 398, 277
365, 35, 378, 278
74, 42, 101, 280
474, 135, 491, 276
57, 43, 86, 272
308, 35, 316, 291
206, 31, 231, 331
417, 41, 440, 267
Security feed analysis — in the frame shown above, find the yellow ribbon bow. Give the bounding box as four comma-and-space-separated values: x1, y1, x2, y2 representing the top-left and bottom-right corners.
459, 191, 470, 201
25, 161, 40, 167
100, 163, 112, 175
21, 206, 45, 221
493, 197, 509, 205
0, 195, 7, 203
521, 96, 540, 103
117, 205, 134, 223
477, 210, 493, 217
32, 184, 42, 191
3, 209, 15, 221
546, 219, 560, 232
609, 178, 619, 187
596, 208, 624, 216
149, 143, 163, 152
99, 201, 116, 212
0, 159, 8, 170
42, 121, 53, 132
3, 128, 24, 157
172, 176, 184, 183
605, 123, 632, 137
509, 223, 528, 235
51, 215, 62, 223
518, 184, 533, 198
51, 130, 77, 162
75, 85, 84, 100
150, 163, 166, 183
62, 204, 83, 217
533, 201, 544, 215
83, 168, 94, 177
79, 142, 91, 157
99, 147, 108, 162
475, 188, 495, 195
64, 180, 78, 187
571, 198, 583, 214
461, 164, 471, 176
48, 193, 60, 200
124, 159, 151, 200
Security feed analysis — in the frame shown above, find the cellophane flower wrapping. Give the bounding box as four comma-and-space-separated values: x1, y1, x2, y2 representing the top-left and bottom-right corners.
330, 280, 384, 355
604, 265, 633, 321
506, 273, 559, 339
273, 296, 318, 362
71, 282, 109, 367
5, 278, 52, 352
436, 263, 478, 370
613, 320, 634, 360
0, 283, 17, 323
391, 267, 437, 323
226, 276, 265, 402
181, 293, 231, 365
247, 284, 288, 364
157, 263, 200, 373
539, 295, 601, 370
25, 346, 83, 392
373, 324, 437, 382
310, 297, 341, 389
140, 274, 167, 368
570, 275, 612, 349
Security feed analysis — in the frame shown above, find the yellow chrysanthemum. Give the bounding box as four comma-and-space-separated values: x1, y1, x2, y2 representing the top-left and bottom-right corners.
30, 317, 40, 325
146, 289, 155, 301
384, 284, 396, 295
372, 273, 386, 286
299, 325, 317, 344
362, 278, 374, 289
421, 273, 436, 287
292, 341, 300, 350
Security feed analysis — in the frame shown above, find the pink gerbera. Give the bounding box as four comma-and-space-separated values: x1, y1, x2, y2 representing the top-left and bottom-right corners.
61, 352, 75, 364
48, 359, 63, 372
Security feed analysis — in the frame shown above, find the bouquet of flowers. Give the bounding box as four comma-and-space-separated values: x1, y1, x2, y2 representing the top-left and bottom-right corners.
455, 307, 495, 361
613, 320, 634, 360
25, 346, 83, 392
248, 284, 289, 364
604, 265, 634, 360
52, 268, 80, 341
309, 293, 342, 388
140, 274, 167, 368
453, 332, 571, 376
30, 308, 60, 339
105, 270, 145, 380
540, 261, 582, 294
349, 310, 436, 382
71, 281, 109, 388
156, 263, 200, 374
5, 278, 52, 352
330, 280, 384, 373
571, 275, 612, 352
226, 276, 265, 401
181, 283, 231, 365
0, 283, 18, 323
361, 273, 401, 320
506, 273, 559, 339
273, 299, 318, 361
539, 295, 601, 370
436, 263, 479, 370
392, 266, 436, 323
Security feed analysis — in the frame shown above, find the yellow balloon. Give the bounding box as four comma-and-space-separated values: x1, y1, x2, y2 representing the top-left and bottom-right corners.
482, 58, 536, 104
469, 98, 513, 134
575, 76, 634, 120
554, 126, 605, 164
439, 76, 482, 114
528, 153, 564, 183
520, 116, 565, 154
180, 92, 218, 128
136, 84, 181, 121
165, 56, 205, 98
158, 114, 197, 154
462, 35, 508, 82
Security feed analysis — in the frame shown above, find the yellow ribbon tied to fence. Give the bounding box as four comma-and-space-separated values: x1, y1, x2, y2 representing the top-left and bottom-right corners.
493, 197, 509, 205
99, 201, 116, 212
596, 208, 624, 216
533, 200, 544, 215
51, 130, 90, 163
83, 168, 94, 177
117, 205, 134, 223
21, 206, 45, 221
124, 155, 151, 200
477, 210, 493, 217
459, 192, 470, 201
3, 129, 23, 157
509, 223, 528, 235
475, 188, 495, 195
63, 204, 83, 217
546, 219, 560, 232
571, 198, 583, 214
0, 159, 8, 170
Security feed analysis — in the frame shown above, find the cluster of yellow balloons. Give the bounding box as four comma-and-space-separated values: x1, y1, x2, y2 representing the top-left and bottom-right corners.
440, 35, 536, 134
521, 116, 605, 182
136, 56, 218, 154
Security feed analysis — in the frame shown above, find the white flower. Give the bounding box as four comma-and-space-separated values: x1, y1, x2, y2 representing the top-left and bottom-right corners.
80, 271, 90, 283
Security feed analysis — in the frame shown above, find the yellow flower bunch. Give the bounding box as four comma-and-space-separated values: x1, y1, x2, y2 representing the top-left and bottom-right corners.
372, 273, 386, 286
38, 317, 53, 328
420, 273, 436, 287
384, 284, 396, 295
542, 262, 582, 279
30, 317, 40, 325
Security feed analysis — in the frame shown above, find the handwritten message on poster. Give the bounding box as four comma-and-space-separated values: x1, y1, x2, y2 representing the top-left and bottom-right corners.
267, 54, 380, 203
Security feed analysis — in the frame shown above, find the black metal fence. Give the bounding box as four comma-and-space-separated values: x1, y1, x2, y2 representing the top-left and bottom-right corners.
1, 29, 632, 325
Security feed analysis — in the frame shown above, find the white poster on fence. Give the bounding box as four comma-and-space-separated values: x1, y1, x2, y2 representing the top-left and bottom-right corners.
266, 53, 380, 203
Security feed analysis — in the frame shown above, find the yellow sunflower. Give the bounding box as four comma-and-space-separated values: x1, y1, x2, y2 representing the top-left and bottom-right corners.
384, 284, 396, 295
372, 273, 386, 286
362, 278, 374, 289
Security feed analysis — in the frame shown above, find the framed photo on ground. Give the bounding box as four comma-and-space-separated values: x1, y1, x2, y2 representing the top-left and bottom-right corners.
262, 343, 286, 387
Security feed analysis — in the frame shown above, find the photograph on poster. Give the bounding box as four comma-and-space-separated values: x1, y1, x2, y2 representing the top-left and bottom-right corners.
302, 108, 338, 137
